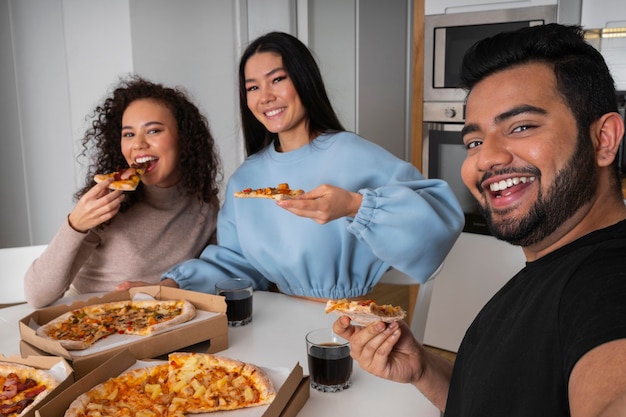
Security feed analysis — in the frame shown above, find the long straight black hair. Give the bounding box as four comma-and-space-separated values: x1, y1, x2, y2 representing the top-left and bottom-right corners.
238, 31, 345, 156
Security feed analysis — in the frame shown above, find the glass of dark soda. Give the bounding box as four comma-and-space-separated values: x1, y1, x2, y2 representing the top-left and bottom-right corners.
306, 328, 352, 392
215, 278, 253, 326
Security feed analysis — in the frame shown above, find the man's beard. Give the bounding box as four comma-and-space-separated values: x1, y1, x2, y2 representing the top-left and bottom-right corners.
481, 131, 598, 247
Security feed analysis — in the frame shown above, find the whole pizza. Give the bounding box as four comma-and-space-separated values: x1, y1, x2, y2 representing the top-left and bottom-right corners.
64, 352, 276, 417
0, 362, 60, 417
36, 299, 196, 350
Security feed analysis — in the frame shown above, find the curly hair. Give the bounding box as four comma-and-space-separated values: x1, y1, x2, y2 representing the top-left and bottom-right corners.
75, 75, 222, 212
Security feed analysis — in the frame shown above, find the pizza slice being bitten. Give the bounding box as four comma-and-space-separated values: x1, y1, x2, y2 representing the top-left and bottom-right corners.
94, 162, 148, 191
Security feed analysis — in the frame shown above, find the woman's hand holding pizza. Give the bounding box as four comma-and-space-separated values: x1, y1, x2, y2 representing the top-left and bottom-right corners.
68, 179, 124, 233
276, 184, 362, 224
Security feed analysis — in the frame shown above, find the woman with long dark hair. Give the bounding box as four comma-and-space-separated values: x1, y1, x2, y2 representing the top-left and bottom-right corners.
162, 32, 463, 300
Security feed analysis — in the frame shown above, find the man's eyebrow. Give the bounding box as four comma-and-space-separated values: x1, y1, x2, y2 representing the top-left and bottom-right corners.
461, 123, 479, 138
495, 105, 547, 123
461, 105, 548, 138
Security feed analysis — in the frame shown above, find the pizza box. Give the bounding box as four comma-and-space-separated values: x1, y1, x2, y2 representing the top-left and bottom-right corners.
0, 353, 73, 417
19, 286, 229, 379
35, 349, 310, 417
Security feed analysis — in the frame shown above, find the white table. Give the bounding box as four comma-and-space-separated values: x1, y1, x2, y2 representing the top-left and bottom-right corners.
0, 291, 440, 416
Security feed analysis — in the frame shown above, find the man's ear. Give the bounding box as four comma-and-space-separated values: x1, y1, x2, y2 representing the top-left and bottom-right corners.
593, 112, 625, 167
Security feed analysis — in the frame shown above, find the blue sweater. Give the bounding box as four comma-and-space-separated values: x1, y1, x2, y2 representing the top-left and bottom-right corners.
162, 132, 464, 298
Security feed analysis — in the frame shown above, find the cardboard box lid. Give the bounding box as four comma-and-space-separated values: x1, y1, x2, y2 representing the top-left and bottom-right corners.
19, 286, 228, 362
35, 350, 309, 417
0, 354, 74, 417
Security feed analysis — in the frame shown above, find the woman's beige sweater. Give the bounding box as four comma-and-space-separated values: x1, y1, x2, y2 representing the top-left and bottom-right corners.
24, 184, 217, 308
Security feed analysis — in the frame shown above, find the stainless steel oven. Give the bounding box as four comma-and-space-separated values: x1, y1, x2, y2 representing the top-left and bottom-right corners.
422, 6, 557, 235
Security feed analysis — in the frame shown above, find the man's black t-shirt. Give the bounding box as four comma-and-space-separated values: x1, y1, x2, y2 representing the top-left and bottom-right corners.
444, 219, 626, 416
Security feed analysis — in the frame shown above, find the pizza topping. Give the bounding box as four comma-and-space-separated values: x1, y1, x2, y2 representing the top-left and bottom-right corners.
0, 363, 60, 417
37, 299, 196, 350
234, 183, 305, 200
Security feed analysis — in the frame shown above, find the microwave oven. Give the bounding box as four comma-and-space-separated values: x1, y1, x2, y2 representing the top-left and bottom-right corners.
423, 5, 557, 103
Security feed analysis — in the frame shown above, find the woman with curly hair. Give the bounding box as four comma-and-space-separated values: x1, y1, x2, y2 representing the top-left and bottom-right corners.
25, 76, 222, 308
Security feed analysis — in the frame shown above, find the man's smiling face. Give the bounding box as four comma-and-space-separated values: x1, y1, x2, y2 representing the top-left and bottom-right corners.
461, 62, 598, 247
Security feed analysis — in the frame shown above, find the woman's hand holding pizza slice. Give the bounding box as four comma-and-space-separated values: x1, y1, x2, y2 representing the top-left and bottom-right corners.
67, 180, 124, 233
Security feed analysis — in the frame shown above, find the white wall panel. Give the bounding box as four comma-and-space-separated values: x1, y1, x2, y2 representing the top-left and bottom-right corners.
308, 0, 357, 131
0, 0, 30, 247
11, 0, 75, 245
247, 0, 295, 41
358, 0, 409, 160
130, 0, 243, 183
423, 233, 526, 352
63, 0, 134, 187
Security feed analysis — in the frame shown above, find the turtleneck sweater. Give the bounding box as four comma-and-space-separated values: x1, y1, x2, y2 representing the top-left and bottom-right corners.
24, 184, 217, 307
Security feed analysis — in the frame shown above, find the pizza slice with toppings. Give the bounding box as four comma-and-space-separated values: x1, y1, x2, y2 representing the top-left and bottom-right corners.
234, 183, 304, 200
0, 362, 60, 417
325, 298, 406, 325
93, 162, 148, 191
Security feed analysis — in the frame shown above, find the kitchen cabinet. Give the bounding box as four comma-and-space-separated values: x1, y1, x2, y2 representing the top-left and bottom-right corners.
581, 0, 626, 28
425, 0, 556, 15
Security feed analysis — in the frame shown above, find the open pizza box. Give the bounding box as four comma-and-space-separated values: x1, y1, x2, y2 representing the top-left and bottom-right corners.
0, 354, 73, 417
19, 286, 229, 379
35, 349, 310, 417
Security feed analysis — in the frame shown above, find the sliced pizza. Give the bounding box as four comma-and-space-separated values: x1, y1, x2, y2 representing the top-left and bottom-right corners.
234, 183, 304, 200
64, 353, 276, 417
65, 363, 171, 417
94, 162, 147, 191
325, 298, 406, 325
167, 352, 276, 414
36, 299, 196, 350
0, 362, 60, 417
